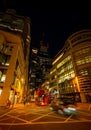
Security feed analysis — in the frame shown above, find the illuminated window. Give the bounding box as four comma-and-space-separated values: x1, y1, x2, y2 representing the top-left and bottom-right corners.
76, 56, 91, 65
58, 70, 75, 83
75, 48, 91, 56
52, 53, 64, 65
0, 69, 7, 83
50, 69, 56, 74
78, 69, 88, 76
57, 55, 71, 69
0, 87, 2, 95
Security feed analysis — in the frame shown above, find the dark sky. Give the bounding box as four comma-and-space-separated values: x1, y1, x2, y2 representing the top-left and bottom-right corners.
0, 1, 91, 57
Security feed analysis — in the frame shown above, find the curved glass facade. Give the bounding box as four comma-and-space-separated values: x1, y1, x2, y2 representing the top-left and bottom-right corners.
49, 29, 91, 103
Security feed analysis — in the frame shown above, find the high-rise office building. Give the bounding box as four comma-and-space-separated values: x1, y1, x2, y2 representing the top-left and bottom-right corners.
38, 39, 52, 83
48, 29, 91, 103
0, 9, 31, 106
29, 36, 52, 90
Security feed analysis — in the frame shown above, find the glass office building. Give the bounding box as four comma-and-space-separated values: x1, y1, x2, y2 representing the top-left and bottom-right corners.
49, 29, 91, 103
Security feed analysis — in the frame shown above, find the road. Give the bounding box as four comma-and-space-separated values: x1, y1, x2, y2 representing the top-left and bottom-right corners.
0, 103, 91, 130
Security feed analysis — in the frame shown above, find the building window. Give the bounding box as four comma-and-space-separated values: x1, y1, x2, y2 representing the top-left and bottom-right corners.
1, 44, 13, 54
78, 69, 89, 76
0, 87, 3, 95
76, 55, 91, 65
57, 55, 71, 69
0, 69, 7, 83
75, 48, 91, 56
0, 53, 10, 66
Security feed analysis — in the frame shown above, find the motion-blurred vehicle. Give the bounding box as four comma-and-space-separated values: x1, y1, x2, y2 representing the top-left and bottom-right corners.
50, 97, 78, 116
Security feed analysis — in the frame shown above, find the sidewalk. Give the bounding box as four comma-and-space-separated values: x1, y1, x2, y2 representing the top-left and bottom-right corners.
13, 103, 24, 109
76, 102, 91, 111
0, 102, 91, 114
0, 103, 24, 115
13, 102, 36, 109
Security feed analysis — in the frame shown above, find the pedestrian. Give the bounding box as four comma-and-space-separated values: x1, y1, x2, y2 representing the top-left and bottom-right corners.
23, 97, 26, 105
7, 99, 11, 108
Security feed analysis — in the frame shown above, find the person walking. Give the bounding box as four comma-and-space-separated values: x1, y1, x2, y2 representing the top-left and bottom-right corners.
23, 97, 26, 106
7, 99, 11, 108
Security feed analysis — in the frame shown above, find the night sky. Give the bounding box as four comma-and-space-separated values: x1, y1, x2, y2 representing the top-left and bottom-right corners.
0, 1, 91, 57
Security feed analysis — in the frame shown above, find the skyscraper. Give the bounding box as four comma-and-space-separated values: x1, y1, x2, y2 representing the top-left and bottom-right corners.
29, 34, 52, 90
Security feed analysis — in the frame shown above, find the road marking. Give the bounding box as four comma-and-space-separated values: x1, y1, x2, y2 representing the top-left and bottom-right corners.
0, 116, 11, 122
29, 120, 91, 124
0, 106, 91, 126
0, 109, 15, 118
0, 120, 91, 126
23, 110, 67, 120
47, 114, 66, 119
64, 114, 73, 122
30, 111, 54, 122
7, 114, 32, 124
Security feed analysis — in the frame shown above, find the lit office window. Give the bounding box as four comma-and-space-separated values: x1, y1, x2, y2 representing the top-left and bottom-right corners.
78, 69, 88, 76
75, 48, 91, 56
0, 87, 2, 95
0, 69, 7, 83
57, 55, 71, 69
1, 74, 6, 82
76, 56, 91, 65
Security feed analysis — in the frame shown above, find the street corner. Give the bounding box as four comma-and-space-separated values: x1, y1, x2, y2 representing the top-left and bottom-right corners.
13, 103, 25, 109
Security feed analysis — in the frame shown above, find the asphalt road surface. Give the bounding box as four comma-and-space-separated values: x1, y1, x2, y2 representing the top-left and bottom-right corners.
0, 103, 91, 130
